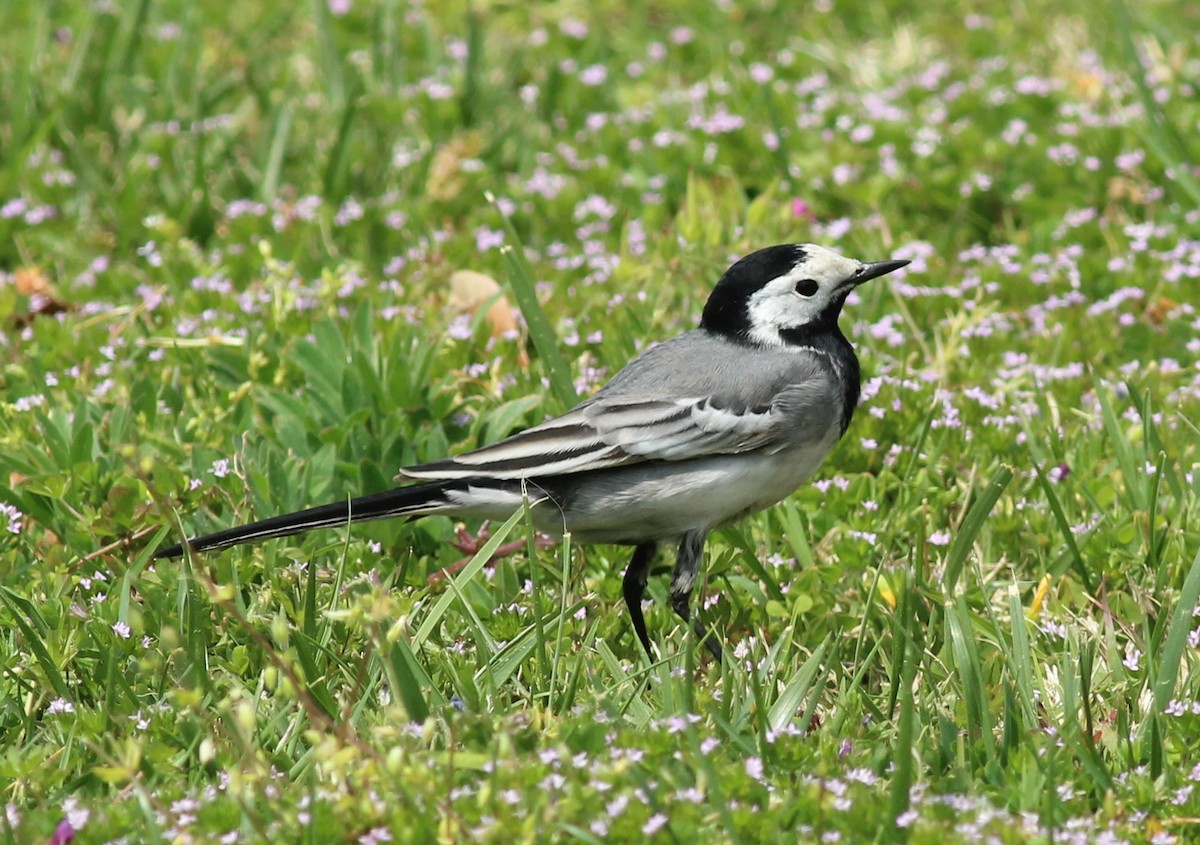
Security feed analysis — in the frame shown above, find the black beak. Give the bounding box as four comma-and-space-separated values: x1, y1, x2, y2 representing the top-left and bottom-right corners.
853, 259, 909, 286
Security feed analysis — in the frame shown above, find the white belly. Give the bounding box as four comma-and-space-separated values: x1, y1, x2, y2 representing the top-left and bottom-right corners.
532, 436, 840, 543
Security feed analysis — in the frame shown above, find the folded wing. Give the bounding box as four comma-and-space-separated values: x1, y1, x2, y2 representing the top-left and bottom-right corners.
399, 383, 829, 482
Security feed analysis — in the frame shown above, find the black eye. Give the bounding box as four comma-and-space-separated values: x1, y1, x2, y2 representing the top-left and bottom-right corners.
794, 279, 819, 297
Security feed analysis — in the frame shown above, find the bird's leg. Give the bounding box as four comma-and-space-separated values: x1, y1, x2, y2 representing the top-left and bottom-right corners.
622, 542, 659, 658
670, 531, 723, 663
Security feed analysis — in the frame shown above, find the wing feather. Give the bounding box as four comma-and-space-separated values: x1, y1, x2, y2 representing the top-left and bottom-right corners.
400, 340, 842, 481
401, 388, 825, 481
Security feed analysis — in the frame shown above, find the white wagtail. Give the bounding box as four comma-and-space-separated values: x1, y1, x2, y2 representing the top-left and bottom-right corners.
156, 244, 908, 661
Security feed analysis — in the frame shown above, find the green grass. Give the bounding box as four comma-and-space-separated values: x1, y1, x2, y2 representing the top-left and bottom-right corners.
2, 0, 1199, 842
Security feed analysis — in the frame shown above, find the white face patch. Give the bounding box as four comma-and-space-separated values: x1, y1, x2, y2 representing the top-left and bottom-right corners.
744, 245, 863, 347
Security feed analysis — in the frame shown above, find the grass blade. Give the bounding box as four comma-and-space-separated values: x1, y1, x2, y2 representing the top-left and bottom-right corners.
0, 587, 70, 700
1093, 381, 1147, 512
889, 578, 918, 835
412, 507, 525, 645
767, 634, 830, 732
947, 594, 996, 767
943, 465, 1013, 593
1147, 545, 1200, 718
1108, 0, 1200, 205
260, 101, 293, 202
1034, 467, 1097, 593
489, 193, 578, 410
386, 635, 432, 722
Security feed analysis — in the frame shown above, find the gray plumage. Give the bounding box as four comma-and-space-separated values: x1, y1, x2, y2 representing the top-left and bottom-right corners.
154, 243, 910, 661
408, 332, 848, 544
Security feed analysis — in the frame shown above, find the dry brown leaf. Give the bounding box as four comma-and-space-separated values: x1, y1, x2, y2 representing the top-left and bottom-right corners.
448, 269, 528, 366
426, 132, 484, 202
14, 266, 50, 296
1107, 176, 1145, 204
1065, 70, 1103, 103
12, 294, 74, 328
1145, 296, 1177, 326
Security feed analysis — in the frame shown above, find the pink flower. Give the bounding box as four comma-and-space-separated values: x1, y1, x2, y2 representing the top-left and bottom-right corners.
51, 820, 74, 845
642, 814, 668, 835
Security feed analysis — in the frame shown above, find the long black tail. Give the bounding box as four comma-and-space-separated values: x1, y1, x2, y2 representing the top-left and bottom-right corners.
154, 480, 464, 559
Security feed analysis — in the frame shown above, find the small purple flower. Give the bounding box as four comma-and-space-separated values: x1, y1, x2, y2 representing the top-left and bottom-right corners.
47, 698, 75, 715
749, 62, 774, 84
51, 820, 74, 845
605, 794, 629, 818
0, 503, 22, 534
24, 205, 56, 225
474, 226, 504, 252
642, 814, 668, 835
669, 26, 693, 44
424, 80, 454, 100
579, 64, 607, 86
559, 18, 588, 38
1, 198, 27, 219
358, 828, 392, 845
1115, 149, 1145, 171
1041, 620, 1068, 639
334, 197, 364, 226
745, 756, 765, 782
13, 394, 45, 412
928, 530, 951, 547
60, 799, 88, 837
850, 124, 875, 143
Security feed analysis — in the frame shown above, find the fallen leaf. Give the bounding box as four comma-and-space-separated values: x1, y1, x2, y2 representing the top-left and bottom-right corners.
12, 294, 74, 328
426, 132, 484, 202
14, 266, 50, 295
448, 269, 528, 365
1145, 296, 1177, 326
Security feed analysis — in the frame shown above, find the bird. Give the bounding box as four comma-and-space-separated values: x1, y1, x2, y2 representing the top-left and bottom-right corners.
155, 244, 909, 662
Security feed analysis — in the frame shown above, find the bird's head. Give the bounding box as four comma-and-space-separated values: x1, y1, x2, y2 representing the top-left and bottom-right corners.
700, 243, 909, 347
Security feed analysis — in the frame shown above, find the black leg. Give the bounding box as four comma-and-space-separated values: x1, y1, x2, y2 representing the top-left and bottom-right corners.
622, 542, 658, 658
669, 531, 723, 663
